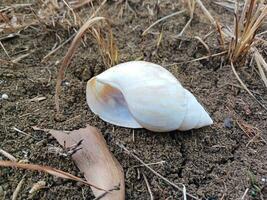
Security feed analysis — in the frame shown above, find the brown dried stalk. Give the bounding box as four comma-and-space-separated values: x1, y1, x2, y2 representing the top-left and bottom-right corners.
69, 0, 93, 9
254, 48, 267, 88
230, 61, 267, 110
90, 26, 119, 67
178, 0, 196, 36
117, 143, 199, 200
55, 16, 118, 113
0, 160, 106, 191
228, 0, 267, 63
195, 0, 216, 25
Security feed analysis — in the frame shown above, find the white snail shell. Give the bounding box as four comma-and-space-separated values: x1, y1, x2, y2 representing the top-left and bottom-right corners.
86, 61, 213, 132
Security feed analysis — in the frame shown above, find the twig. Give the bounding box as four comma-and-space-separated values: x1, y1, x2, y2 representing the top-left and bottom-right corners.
142, 173, 154, 200
142, 10, 186, 36
12, 175, 26, 200
116, 143, 199, 200
241, 188, 249, 200
0, 148, 17, 161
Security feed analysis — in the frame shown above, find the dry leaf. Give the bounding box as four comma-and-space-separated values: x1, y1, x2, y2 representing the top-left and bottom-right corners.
34, 125, 125, 200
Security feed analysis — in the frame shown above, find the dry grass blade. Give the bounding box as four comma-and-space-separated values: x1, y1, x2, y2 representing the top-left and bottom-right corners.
216, 22, 225, 49
228, 0, 267, 62
90, 26, 119, 67
37, 125, 125, 199
55, 16, 118, 113
0, 148, 17, 161
0, 160, 106, 191
195, 0, 216, 25
164, 51, 227, 66
254, 49, 267, 87
29, 181, 47, 194
12, 175, 25, 200
194, 36, 211, 56
142, 173, 154, 200
230, 62, 267, 111
69, 0, 93, 9
178, 0, 195, 36
142, 10, 186, 36
117, 143, 199, 200
41, 33, 76, 63
213, 0, 237, 11
92, 185, 120, 200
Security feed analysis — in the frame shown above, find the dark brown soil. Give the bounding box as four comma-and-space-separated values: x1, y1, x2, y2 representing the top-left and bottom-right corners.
1, 0, 267, 199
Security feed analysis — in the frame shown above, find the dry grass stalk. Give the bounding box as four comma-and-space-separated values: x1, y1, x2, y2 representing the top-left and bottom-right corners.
69, 0, 93, 9
90, 26, 119, 67
142, 10, 186, 36
213, 1, 267, 109
194, 36, 211, 56
216, 21, 226, 49
195, 0, 216, 25
0, 148, 17, 161
213, 0, 237, 12
254, 48, 267, 88
41, 33, 76, 62
29, 181, 47, 194
55, 16, 118, 113
12, 175, 25, 200
230, 62, 267, 110
0, 160, 106, 191
117, 143, 198, 200
227, 0, 267, 63
142, 173, 154, 200
0, 1, 84, 35
179, 0, 196, 36
236, 119, 259, 138
164, 51, 227, 67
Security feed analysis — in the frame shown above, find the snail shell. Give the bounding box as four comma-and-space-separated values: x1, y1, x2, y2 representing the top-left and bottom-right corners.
86, 61, 213, 132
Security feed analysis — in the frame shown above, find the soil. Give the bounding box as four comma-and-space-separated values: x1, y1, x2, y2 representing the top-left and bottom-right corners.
0, 0, 267, 200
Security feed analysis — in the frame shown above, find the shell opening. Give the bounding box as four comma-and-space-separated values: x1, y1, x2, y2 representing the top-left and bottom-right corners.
86, 78, 142, 128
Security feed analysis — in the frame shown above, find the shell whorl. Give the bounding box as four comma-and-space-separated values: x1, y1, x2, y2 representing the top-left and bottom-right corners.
86, 61, 213, 132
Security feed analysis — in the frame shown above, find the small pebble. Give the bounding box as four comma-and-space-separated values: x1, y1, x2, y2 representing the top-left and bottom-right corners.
1, 93, 8, 100
224, 117, 233, 129
262, 177, 266, 183
61, 80, 70, 87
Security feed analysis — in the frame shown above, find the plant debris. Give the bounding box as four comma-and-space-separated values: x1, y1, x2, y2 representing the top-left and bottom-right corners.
34, 125, 125, 200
